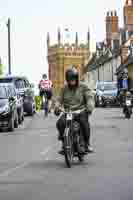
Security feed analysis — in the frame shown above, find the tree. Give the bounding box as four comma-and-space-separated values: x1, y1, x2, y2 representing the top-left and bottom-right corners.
0, 63, 3, 75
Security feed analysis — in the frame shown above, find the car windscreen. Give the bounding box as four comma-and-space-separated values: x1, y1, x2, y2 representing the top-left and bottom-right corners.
0, 87, 7, 99
97, 84, 104, 90
103, 84, 117, 91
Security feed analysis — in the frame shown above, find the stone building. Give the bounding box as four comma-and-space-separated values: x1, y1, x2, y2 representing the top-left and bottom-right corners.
47, 29, 90, 95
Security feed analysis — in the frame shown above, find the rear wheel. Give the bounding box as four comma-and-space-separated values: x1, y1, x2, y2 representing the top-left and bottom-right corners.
64, 128, 73, 168
44, 102, 48, 117
8, 115, 14, 132
43, 95, 48, 117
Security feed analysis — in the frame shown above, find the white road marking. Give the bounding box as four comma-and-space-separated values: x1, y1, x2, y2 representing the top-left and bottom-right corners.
0, 162, 29, 177
40, 144, 57, 155
0, 144, 56, 177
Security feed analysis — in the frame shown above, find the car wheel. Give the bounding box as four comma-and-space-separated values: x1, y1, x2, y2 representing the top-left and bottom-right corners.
29, 110, 34, 116
28, 104, 34, 116
8, 115, 14, 132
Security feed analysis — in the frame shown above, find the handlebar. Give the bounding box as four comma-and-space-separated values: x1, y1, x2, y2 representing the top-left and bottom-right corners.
59, 108, 85, 114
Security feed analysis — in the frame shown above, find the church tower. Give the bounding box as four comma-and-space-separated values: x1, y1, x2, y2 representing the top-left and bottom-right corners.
124, 0, 133, 31
47, 29, 90, 95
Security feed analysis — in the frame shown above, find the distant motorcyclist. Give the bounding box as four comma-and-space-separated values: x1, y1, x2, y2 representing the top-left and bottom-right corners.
39, 74, 53, 111
54, 67, 95, 154
119, 70, 129, 106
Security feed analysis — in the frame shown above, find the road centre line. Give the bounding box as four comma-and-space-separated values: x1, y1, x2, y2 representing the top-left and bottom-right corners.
40, 144, 57, 155
0, 144, 56, 177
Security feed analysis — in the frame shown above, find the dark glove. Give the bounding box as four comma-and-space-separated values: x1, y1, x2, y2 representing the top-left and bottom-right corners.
86, 109, 92, 115
54, 108, 61, 116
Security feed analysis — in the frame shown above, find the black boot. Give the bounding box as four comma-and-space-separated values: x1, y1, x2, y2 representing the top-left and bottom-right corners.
85, 143, 94, 153
58, 144, 64, 155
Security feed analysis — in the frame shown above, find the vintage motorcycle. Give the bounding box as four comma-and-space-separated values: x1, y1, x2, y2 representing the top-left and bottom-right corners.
56, 108, 87, 168
123, 92, 132, 119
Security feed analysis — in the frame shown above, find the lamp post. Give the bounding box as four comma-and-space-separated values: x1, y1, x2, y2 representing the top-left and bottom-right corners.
0, 18, 12, 75
7, 18, 11, 75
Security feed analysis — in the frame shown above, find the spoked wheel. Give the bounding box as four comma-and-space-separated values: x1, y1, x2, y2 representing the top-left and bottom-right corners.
44, 101, 48, 117
43, 95, 48, 117
64, 128, 73, 168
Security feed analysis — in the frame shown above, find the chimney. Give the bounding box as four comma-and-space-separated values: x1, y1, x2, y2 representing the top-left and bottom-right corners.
106, 10, 119, 47
124, 0, 133, 30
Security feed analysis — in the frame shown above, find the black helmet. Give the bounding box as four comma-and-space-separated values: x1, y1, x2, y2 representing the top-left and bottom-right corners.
65, 68, 79, 82
42, 74, 47, 79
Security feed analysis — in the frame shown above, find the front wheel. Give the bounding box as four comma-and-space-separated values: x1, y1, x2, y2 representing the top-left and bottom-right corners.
64, 128, 73, 168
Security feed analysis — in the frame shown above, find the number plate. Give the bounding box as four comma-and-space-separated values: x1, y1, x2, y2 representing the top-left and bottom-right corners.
66, 113, 72, 120
126, 100, 131, 106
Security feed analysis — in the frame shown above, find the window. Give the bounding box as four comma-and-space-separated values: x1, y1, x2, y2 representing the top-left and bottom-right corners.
0, 87, 7, 98
15, 79, 24, 89
6, 87, 11, 97
23, 78, 30, 88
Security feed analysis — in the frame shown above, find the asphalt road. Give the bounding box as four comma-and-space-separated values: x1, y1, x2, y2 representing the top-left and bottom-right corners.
0, 108, 133, 200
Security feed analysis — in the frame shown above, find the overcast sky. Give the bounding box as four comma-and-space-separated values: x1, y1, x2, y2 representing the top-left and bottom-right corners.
0, 0, 125, 84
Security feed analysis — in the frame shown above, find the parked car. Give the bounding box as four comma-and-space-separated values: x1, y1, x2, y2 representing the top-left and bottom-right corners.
95, 81, 118, 107
0, 75, 35, 116
5, 83, 24, 124
0, 84, 18, 131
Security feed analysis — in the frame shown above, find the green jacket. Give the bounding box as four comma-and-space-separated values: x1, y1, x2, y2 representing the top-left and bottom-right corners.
55, 83, 95, 112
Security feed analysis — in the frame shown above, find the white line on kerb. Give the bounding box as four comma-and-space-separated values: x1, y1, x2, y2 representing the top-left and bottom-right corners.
0, 144, 56, 177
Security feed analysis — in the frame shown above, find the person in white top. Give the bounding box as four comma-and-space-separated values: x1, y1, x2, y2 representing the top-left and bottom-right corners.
39, 74, 53, 111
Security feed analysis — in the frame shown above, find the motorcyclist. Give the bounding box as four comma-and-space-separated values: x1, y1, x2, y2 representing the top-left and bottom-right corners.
39, 74, 53, 111
120, 70, 129, 106
54, 67, 95, 154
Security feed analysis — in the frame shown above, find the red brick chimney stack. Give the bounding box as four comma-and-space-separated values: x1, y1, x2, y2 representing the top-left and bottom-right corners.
106, 10, 119, 47
124, 0, 133, 31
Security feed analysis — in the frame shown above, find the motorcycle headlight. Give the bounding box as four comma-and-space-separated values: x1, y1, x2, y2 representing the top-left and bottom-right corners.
73, 122, 80, 131
98, 96, 102, 101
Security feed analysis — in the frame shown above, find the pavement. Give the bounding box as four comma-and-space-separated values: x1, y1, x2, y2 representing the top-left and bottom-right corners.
0, 108, 133, 200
